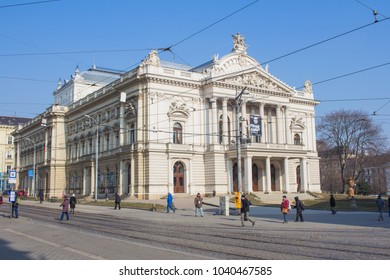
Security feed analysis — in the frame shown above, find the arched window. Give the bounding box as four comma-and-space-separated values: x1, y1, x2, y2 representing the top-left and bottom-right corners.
219, 119, 223, 144
173, 122, 183, 144
294, 133, 301, 145
130, 124, 135, 144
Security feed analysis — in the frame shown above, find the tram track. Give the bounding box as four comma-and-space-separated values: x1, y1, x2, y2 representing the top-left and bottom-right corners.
2, 204, 390, 260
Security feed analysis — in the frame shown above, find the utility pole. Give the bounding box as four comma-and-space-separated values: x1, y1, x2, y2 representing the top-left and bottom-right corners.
235, 86, 249, 194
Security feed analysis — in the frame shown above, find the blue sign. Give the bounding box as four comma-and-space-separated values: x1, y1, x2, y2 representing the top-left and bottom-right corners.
8, 170, 16, 179
28, 169, 34, 177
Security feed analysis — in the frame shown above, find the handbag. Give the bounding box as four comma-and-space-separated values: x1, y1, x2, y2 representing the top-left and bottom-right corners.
282, 208, 288, 214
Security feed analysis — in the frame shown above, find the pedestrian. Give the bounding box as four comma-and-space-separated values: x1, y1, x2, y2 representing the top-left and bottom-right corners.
280, 195, 289, 224
114, 193, 121, 210
240, 193, 255, 227
11, 193, 20, 218
105, 188, 109, 201
69, 194, 77, 214
330, 194, 337, 214
194, 193, 203, 217
60, 195, 70, 221
166, 192, 175, 213
293, 196, 305, 222
38, 189, 44, 204
376, 194, 385, 221
388, 196, 390, 218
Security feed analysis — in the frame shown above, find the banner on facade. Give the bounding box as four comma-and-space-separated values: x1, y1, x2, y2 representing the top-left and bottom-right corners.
249, 115, 262, 136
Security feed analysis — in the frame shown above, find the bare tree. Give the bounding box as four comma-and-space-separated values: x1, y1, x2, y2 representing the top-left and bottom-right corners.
317, 109, 387, 193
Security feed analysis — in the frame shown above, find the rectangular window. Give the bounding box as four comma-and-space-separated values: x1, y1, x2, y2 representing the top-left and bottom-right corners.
8, 136, 13, 145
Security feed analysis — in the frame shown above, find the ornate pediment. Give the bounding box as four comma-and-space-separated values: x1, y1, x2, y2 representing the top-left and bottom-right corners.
219, 71, 288, 92
167, 98, 192, 118
207, 53, 259, 76
290, 117, 306, 129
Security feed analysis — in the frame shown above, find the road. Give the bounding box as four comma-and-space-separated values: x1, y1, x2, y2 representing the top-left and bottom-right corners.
1, 201, 390, 260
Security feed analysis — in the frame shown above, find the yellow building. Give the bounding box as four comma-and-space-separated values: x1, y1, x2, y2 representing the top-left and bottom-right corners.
0, 116, 31, 192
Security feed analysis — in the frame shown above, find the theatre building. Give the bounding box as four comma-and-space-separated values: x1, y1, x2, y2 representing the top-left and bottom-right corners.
12, 34, 321, 199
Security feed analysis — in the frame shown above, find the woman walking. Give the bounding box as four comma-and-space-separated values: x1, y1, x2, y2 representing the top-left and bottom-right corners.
60, 195, 70, 221
280, 195, 290, 223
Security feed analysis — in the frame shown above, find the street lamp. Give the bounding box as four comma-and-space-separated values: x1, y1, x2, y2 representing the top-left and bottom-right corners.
85, 114, 99, 202
25, 137, 36, 196
235, 86, 249, 194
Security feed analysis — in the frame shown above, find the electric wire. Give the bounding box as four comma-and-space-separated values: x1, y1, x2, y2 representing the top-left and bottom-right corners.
0, 0, 59, 9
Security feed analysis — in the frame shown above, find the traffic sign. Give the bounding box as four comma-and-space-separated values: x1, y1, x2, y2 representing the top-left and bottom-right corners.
8, 170, 16, 179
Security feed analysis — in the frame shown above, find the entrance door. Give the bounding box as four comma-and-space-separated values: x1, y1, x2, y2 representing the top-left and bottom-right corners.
252, 163, 259, 191
173, 161, 185, 193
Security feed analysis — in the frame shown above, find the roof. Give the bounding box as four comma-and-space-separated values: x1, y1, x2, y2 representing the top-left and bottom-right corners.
0, 116, 32, 126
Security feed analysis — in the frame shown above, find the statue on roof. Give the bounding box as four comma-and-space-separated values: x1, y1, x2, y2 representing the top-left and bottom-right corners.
303, 80, 313, 94
232, 33, 247, 53
142, 50, 160, 66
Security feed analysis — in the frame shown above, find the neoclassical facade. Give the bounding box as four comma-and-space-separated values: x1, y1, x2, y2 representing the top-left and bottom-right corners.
13, 34, 321, 199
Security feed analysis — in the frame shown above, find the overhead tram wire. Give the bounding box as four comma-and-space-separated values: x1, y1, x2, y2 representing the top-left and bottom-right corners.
0, 0, 59, 9
295, 61, 390, 89
262, 16, 390, 65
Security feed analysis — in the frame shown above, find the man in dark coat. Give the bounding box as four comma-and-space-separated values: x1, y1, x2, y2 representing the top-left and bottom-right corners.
330, 194, 337, 214
293, 196, 305, 222
114, 193, 121, 210
240, 193, 255, 227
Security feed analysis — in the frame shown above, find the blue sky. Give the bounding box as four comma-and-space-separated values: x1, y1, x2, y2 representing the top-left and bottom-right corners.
1, 0, 389, 137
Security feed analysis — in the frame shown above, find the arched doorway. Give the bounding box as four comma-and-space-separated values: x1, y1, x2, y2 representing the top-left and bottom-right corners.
233, 163, 238, 192
296, 165, 301, 192
173, 161, 185, 193
271, 164, 276, 191
252, 163, 259, 191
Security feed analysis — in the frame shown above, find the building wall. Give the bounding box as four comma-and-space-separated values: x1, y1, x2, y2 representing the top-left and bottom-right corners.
12, 35, 321, 199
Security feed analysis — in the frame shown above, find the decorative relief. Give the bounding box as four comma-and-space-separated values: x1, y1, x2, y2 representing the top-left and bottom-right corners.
290, 117, 306, 129
168, 99, 191, 117
222, 72, 281, 91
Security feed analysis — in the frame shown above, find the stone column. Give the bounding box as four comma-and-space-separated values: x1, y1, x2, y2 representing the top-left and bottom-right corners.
244, 156, 253, 193
311, 113, 317, 151
267, 108, 273, 143
210, 98, 219, 144
265, 157, 271, 193
118, 160, 124, 195
222, 98, 228, 145
276, 105, 283, 144
259, 103, 264, 143
284, 106, 290, 145
284, 157, 290, 193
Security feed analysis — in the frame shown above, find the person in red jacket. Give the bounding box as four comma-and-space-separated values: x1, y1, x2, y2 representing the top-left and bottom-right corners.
280, 195, 290, 223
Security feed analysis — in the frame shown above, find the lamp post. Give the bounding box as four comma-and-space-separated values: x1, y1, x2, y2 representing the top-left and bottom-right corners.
25, 137, 36, 196
235, 86, 249, 194
85, 115, 99, 202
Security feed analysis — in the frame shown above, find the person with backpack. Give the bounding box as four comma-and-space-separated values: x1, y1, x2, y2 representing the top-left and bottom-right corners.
330, 194, 337, 214
240, 193, 255, 227
114, 193, 121, 210
69, 194, 77, 214
12, 193, 20, 218
293, 196, 305, 222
